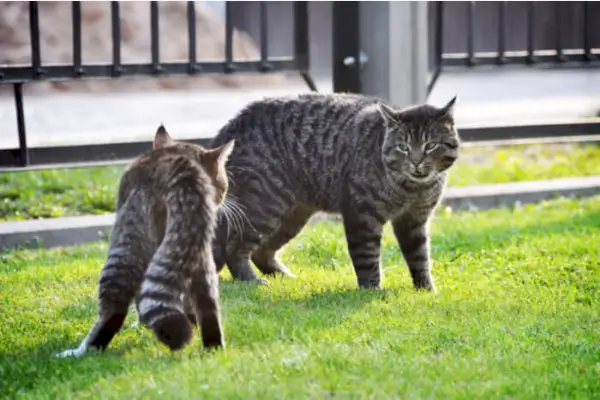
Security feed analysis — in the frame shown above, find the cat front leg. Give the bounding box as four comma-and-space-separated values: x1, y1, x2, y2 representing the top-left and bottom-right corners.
341, 204, 384, 289
392, 215, 436, 293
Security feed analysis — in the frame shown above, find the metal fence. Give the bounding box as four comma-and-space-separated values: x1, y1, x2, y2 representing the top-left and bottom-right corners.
0, 1, 315, 169
428, 1, 600, 90
423, 1, 600, 143
332, 1, 600, 144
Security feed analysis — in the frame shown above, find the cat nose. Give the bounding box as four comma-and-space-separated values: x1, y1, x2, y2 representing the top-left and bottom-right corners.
410, 157, 424, 167
409, 152, 424, 166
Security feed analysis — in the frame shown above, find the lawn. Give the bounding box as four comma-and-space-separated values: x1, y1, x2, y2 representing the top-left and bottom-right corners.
1, 195, 598, 399
1, 142, 599, 221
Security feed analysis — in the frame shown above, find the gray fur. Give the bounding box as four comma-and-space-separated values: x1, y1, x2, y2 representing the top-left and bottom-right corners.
211, 93, 460, 291
56, 125, 233, 358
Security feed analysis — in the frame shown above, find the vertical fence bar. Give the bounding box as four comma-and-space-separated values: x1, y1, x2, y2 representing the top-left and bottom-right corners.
187, 1, 199, 72
14, 84, 29, 167
497, 1, 506, 64
332, 1, 361, 93
526, 1, 535, 64
293, 1, 316, 91
150, 1, 162, 73
72, 2, 83, 75
29, 1, 43, 77
259, 2, 270, 71
583, 1, 592, 61
428, 1, 443, 94
435, 1, 444, 69
224, 2, 234, 71
111, 1, 122, 75
467, 1, 475, 66
555, 2, 563, 62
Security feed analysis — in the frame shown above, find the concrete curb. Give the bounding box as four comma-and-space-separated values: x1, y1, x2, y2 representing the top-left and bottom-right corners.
1, 176, 599, 251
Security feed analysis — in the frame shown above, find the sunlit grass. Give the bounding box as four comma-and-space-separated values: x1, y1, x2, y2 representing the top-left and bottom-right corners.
1, 143, 599, 221
1, 195, 599, 399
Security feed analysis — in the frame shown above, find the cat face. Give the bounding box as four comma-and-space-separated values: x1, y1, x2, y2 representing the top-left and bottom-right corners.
153, 125, 234, 206
379, 97, 460, 183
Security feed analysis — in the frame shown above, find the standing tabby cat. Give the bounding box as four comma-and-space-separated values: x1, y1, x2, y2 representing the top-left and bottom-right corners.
57, 125, 233, 357
211, 93, 460, 291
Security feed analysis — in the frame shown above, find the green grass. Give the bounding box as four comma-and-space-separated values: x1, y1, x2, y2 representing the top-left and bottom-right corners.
0, 166, 123, 221
1, 143, 600, 222
1, 195, 599, 399
448, 143, 600, 187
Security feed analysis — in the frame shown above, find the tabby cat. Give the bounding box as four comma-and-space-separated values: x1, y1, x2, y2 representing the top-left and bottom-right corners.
211, 93, 460, 292
57, 125, 234, 357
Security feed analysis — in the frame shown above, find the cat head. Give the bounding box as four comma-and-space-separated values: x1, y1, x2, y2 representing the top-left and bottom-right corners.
153, 124, 235, 206
377, 96, 460, 183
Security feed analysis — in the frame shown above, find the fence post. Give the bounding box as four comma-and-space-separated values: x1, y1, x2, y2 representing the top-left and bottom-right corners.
358, 1, 429, 108
332, 1, 361, 93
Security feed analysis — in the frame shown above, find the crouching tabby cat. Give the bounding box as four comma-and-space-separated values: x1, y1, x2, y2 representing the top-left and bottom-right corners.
57, 125, 234, 357
211, 93, 460, 292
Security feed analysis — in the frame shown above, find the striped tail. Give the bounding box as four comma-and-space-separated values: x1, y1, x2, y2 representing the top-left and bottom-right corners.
136, 157, 222, 351
138, 255, 194, 351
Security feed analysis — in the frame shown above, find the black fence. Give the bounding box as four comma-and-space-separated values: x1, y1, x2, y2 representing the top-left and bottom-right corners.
0, 1, 315, 169
427, 1, 600, 90
422, 1, 600, 143
425, 0, 600, 144
3, 1, 600, 171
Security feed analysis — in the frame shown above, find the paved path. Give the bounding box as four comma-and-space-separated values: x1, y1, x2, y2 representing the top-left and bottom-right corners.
1, 66, 599, 149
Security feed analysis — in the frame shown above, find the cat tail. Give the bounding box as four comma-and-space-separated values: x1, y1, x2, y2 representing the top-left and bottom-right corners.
137, 157, 220, 351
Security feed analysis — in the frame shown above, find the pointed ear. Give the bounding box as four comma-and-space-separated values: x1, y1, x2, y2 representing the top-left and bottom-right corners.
153, 124, 175, 149
377, 103, 399, 125
216, 140, 235, 165
439, 96, 457, 120
204, 140, 235, 169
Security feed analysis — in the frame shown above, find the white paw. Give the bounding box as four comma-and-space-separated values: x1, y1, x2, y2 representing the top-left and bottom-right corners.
129, 320, 141, 329
55, 346, 87, 358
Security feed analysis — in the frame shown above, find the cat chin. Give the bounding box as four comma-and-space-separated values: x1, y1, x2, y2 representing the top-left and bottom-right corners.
405, 173, 435, 184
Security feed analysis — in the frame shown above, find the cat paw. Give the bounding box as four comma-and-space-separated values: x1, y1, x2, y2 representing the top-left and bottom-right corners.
256, 277, 271, 286
55, 346, 87, 358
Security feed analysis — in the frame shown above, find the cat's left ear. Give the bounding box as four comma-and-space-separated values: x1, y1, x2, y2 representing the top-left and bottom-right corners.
439, 95, 458, 120
153, 124, 175, 149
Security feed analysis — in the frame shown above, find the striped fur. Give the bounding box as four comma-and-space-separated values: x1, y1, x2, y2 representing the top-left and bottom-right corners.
211, 93, 461, 291
56, 125, 233, 357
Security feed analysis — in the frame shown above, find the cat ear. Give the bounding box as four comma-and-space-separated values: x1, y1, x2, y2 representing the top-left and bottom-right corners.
377, 103, 399, 124
205, 140, 235, 168
439, 96, 458, 120
153, 124, 174, 149
216, 140, 235, 165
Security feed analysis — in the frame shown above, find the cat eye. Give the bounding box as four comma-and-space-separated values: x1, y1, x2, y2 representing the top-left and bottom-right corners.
397, 144, 410, 153
424, 142, 438, 152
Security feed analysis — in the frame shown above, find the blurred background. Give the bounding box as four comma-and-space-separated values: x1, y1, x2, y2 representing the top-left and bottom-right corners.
0, 1, 599, 234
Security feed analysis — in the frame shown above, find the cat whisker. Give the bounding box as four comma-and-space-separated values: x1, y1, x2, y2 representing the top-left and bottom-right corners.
220, 200, 244, 241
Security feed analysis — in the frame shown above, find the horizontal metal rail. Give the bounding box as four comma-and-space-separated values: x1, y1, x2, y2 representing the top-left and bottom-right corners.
2, 119, 600, 172
0, 1, 315, 169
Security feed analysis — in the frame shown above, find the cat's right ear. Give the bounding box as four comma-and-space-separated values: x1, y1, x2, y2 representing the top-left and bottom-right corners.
377, 103, 399, 125
205, 140, 235, 169
216, 140, 235, 166
153, 124, 174, 149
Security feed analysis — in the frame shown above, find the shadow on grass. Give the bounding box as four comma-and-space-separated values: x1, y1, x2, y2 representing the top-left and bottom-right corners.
218, 280, 409, 348
0, 296, 215, 398
0, 282, 396, 398
3, 205, 598, 397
